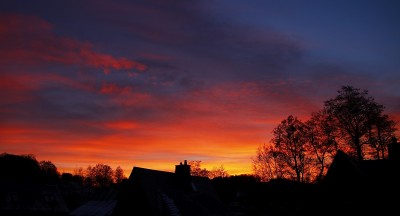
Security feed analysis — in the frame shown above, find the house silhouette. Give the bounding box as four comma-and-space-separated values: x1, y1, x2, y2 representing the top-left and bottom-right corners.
319, 137, 400, 215
113, 160, 233, 216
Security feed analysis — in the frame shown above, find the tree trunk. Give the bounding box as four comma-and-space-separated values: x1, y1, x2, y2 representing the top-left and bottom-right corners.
376, 149, 380, 160
355, 136, 363, 161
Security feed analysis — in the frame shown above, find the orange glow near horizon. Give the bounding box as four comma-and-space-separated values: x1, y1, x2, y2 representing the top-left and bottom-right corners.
3, 109, 399, 176
0, 115, 272, 176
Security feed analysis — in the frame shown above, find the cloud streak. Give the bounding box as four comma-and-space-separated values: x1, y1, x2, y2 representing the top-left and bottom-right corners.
0, 13, 147, 73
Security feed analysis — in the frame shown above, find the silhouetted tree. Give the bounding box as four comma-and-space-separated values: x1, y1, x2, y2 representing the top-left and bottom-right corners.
188, 160, 210, 178
270, 115, 312, 182
73, 167, 85, 177
252, 144, 284, 182
208, 165, 229, 179
70, 167, 85, 185
254, 85, 399, 182
366, 114, 397, 159
0, 153, 42, 183
304, 111, 338, 181
86, 164, 114, 187
39, 160, 60, 182
188, 161, 230, 179
61, 172, 73, 181
114, 166, 125, 184
324, 86, 386, 161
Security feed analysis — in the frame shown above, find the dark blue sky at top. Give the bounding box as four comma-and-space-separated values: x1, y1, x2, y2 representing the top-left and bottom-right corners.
0, 0, 399, 171
217, 0, 400, 72
3, 0, 399, 69
4, 1, 399, 67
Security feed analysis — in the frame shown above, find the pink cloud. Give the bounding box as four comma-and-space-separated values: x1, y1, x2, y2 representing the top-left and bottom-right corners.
0, 13, 147, 73
100, 82, 133, 94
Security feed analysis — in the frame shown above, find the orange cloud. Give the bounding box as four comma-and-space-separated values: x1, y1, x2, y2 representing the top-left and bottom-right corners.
103, 120, 140, 130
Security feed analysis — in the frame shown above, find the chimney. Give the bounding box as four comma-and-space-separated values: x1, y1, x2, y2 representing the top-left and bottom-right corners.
175, 160, 191, 188
388, 137, 400, 160
175, 160, 190, 177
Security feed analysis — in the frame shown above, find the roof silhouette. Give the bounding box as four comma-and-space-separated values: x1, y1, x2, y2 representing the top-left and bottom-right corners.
319, 148, 400, 215
113, 166, 232, 216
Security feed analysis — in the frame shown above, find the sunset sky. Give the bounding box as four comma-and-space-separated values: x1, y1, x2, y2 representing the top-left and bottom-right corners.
1, 0, 399, 176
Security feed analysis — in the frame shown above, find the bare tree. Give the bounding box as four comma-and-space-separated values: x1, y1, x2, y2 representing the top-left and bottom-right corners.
188, 161, 210, 178
39, 160, 60, 182
304, 111, 338, 181
73, 167, 85, 177
252, 144, 284, 182
366, 114, 397, 159
208, 165, 229, 179
253, 86, 398, 182
271, 115, 312, 182
86, 164, 114, 187
114, 166, 125, 184
324, 86, 385, 161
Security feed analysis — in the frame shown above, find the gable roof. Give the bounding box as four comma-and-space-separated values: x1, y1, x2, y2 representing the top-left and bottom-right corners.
323, 149, 400, 187
322, 150, 363, 185
113, 166, 232, 216
319, 148, 400, 215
